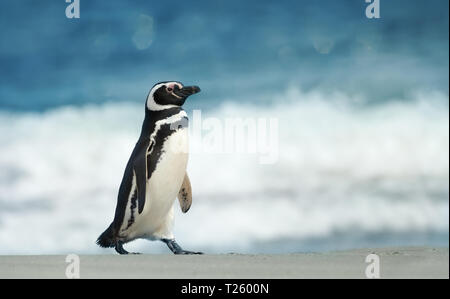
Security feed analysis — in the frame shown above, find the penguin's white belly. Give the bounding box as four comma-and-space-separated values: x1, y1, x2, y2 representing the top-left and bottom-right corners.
134, 128, 189, 238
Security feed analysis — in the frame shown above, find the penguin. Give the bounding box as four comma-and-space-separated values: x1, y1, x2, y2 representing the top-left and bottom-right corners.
96, 81, 202, 255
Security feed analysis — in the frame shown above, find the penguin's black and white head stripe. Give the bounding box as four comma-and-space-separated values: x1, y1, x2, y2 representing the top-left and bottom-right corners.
146, 81, 201, 111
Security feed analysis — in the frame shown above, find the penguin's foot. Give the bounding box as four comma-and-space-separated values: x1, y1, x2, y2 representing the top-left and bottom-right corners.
161, 239, 203, 255
115, 241, 141, 255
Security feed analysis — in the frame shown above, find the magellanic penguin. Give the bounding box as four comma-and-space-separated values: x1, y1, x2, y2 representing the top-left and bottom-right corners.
97, 81, 202, 254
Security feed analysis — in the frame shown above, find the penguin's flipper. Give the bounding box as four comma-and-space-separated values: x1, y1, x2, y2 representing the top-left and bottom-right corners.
133, 149, 148, 214
126, 139, 149, 215
178, 173, 192, 213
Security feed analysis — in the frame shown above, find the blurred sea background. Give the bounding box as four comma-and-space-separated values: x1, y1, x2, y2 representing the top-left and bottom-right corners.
0, 0, 448, 254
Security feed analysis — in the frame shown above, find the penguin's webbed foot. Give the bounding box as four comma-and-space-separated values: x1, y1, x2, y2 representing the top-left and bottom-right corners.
162, 239, 203, 255
115, 241, 141, 255
177, 250, 204, 255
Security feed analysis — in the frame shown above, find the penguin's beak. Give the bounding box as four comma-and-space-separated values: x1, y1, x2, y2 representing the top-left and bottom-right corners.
175, 86, 201, 98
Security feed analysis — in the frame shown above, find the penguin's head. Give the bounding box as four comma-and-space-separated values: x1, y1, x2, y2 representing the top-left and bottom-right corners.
146, 81, 201, 111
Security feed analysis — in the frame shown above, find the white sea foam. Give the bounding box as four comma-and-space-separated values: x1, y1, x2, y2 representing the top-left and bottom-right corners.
0, 88, 448, 254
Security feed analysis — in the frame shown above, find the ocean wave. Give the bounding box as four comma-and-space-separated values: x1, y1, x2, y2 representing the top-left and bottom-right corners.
0, 88, 448, 254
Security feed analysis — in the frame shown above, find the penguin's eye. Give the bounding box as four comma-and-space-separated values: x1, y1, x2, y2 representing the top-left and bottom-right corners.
167, 87, 173, 92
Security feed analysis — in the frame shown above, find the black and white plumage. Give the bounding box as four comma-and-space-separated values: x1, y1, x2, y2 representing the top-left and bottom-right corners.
97, 81, 201, 254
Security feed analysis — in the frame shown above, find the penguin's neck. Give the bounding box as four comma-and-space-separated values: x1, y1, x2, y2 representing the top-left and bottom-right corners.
139, 107, 185, 140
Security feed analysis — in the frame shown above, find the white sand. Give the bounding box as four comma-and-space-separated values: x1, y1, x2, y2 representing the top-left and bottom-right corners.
0, 247, 448, 279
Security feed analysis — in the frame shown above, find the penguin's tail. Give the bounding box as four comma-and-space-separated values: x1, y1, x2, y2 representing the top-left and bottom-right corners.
96, 224, 117, 248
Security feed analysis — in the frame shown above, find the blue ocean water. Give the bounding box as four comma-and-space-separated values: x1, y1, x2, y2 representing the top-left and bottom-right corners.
0, 0, 448, 254
1, 0, 448, 111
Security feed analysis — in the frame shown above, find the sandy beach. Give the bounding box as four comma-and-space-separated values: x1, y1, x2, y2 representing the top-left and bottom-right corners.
0, 247, 447, 279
